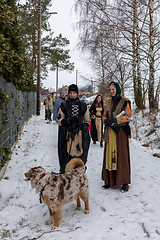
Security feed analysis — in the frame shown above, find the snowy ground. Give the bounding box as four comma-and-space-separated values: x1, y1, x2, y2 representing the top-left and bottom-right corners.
0, 106, 160, 240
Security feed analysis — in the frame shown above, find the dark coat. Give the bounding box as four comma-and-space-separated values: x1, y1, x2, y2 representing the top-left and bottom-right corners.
89, 96, 104, 142
57, 97, 90, 173
53, 97, 65, 121
102, 95, 131, 187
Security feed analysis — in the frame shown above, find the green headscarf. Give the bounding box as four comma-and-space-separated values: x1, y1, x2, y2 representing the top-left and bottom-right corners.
109, 81, 121, 95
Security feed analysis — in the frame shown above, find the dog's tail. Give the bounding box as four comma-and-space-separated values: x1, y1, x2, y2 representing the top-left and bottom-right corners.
65, 158, 85, 172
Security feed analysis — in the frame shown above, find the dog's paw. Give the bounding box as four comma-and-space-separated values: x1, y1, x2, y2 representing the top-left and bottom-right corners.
84, 210, 90, 214
51, 225, 58, 230
45, 219, 53, 225
76, 206, 81, 210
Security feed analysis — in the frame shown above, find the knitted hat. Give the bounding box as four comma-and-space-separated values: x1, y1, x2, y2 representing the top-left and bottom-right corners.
109, 81, 121, 95
68, 84, 78, 94
82, 93, 86, 99
60, 90, 65, 94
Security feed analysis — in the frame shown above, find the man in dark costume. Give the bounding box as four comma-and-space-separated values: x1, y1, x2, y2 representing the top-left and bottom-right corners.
57, 84, 90, 173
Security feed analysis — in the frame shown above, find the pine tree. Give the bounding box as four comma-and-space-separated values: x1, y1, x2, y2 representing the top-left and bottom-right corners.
48, 34, 74, 97
0, 0, 33, 91
18, 0, 74, 84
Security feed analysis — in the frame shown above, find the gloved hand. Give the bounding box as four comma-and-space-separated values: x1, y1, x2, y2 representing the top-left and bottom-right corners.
104, 118, 116, 127
61, 117, 71, 126
70, 116, 79, 124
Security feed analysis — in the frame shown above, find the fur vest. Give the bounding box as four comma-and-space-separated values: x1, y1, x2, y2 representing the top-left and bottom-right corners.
104, 96, 131, 142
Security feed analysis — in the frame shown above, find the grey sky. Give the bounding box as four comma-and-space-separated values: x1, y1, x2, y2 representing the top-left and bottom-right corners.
43, 0, 93, 90
20, 0, 94, 90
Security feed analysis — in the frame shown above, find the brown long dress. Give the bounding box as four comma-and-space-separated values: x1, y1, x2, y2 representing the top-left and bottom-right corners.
102, 128, 130, 187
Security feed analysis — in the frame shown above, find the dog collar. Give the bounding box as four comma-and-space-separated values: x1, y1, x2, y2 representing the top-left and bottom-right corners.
39, 173, 46, 180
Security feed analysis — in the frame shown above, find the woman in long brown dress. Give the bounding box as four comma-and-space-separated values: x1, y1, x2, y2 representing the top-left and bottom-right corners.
102, 81, 131, 192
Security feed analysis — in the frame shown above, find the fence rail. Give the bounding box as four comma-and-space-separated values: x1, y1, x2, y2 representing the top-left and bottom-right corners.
0, 76, 36, 169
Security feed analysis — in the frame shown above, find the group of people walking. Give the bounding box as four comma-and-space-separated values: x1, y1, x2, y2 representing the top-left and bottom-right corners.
44, 81, 131, 193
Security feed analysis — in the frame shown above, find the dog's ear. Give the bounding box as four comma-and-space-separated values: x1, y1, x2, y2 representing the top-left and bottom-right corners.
31, 166, 43, 172
25, 166, 44, 179
27, 170, 36, 179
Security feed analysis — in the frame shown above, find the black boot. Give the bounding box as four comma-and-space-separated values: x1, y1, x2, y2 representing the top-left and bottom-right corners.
102, 185, 110, 189
100, 141, 103, 147
121, 184, 129, 192
93, 140, 96, 144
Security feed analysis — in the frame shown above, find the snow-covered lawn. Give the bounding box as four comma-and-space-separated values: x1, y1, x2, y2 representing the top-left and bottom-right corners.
0, 107, 160, 240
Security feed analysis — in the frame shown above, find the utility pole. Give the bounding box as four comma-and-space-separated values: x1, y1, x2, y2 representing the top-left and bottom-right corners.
36, 7, 57, 109
56, 64, 58, 99
36, 0, 41, 115
91, 77, 93, 94
48, 12, 58, 99
76, 69, 78, 85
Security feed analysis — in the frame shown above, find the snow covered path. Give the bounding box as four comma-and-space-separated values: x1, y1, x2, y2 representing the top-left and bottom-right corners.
0, 108, 160, 240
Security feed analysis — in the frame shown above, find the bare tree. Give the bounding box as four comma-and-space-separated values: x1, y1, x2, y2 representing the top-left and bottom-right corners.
73, 0, 160, 111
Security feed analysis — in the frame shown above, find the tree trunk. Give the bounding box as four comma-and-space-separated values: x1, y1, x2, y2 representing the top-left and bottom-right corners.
56, 63, 58, 99
154, 78, 160, 111
132, 0, 143, 110
99, 29, 105, 99
132, 0, 138, 108
136, 8, 143, 110
148, 0, 155, 111
32, 10, 36, 76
